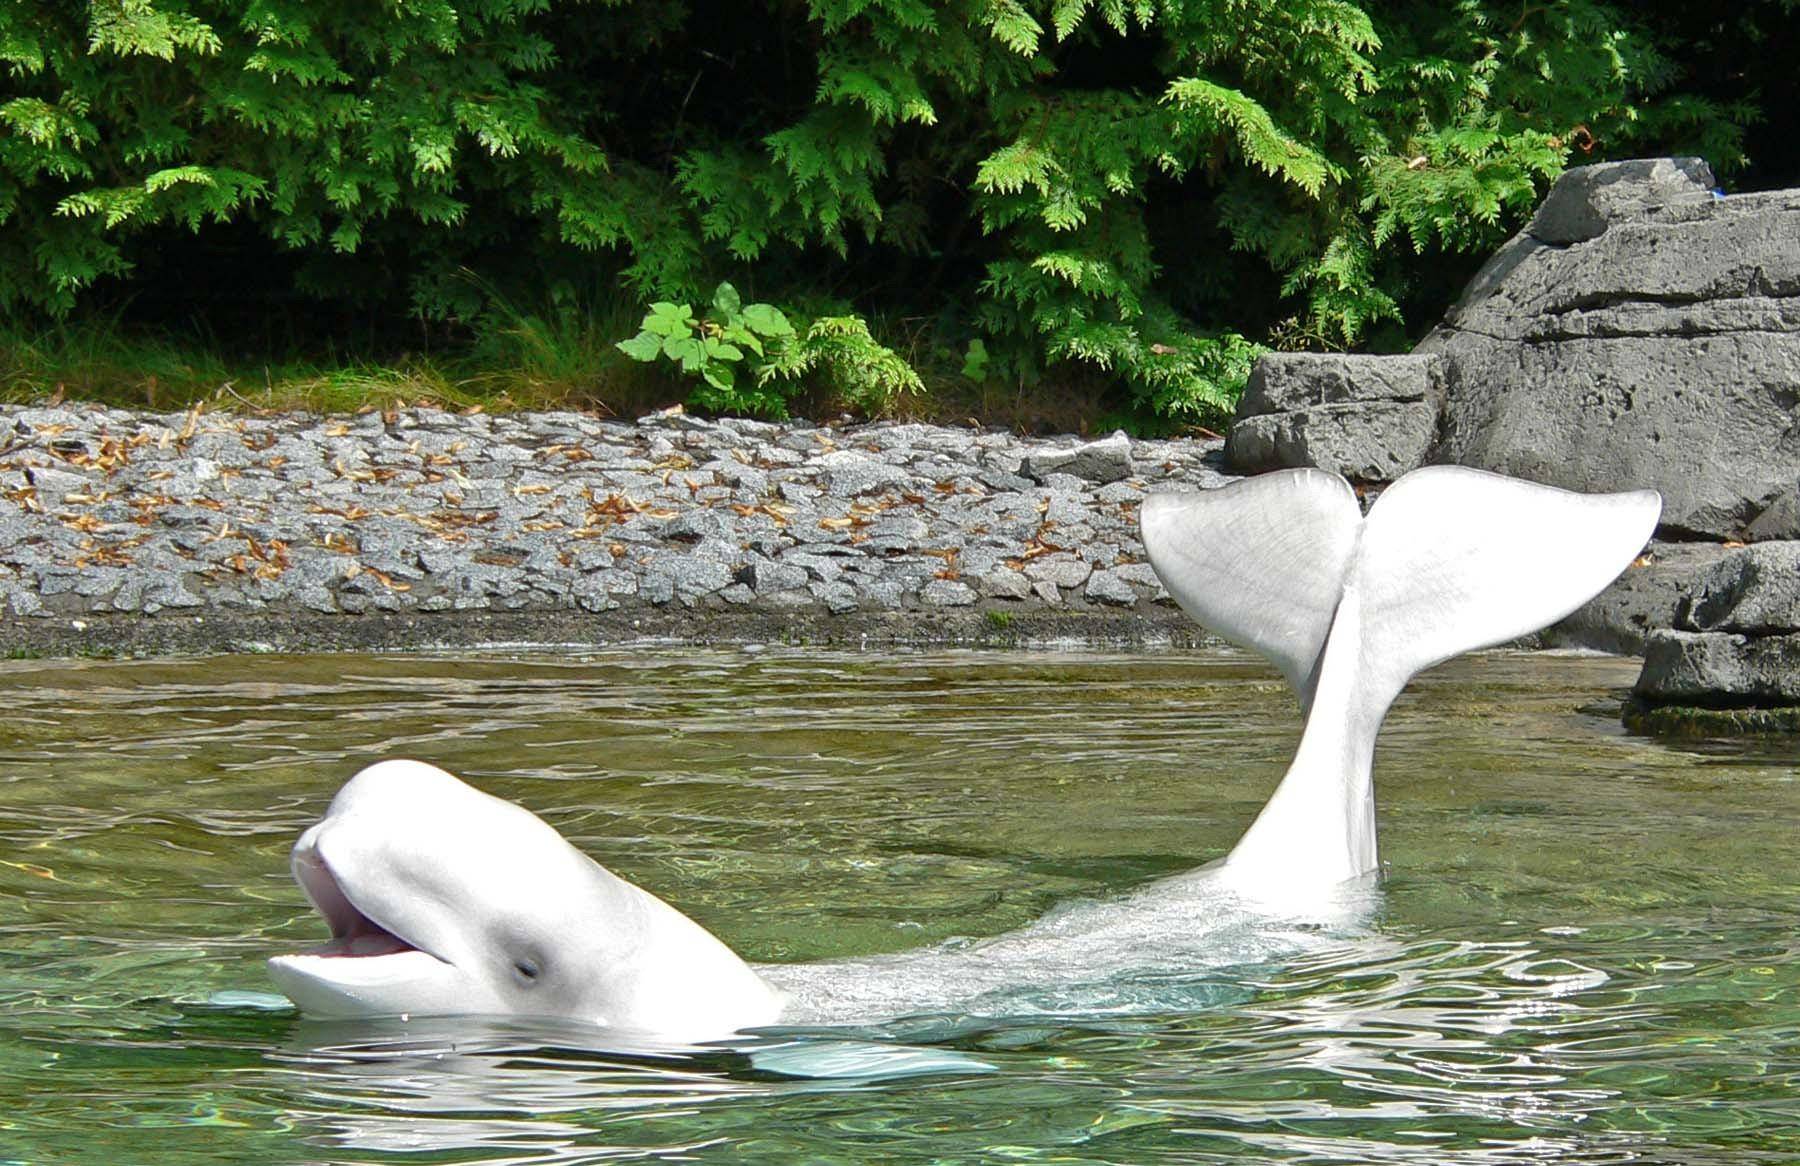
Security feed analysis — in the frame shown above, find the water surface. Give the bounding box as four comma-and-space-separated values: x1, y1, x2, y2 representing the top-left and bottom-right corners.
1, 648, 1796, 1163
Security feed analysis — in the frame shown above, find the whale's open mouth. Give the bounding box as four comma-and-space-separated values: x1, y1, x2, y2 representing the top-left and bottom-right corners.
286, 841, 439, 963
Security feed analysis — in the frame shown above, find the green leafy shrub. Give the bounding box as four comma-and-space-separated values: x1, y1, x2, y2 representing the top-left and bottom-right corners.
617, 283, 798, 417
617, 282, 919, 418
0, 0, 1763, 422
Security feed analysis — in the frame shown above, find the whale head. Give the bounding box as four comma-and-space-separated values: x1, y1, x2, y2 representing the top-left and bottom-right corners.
267, 760, 784, 1043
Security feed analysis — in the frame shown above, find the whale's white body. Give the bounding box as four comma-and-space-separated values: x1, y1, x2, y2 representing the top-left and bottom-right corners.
268, 465, 1661, 1040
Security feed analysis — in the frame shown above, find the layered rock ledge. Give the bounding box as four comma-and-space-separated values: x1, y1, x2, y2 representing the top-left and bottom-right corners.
1226, 157, 1799, 545
1626, 543, 1800, 734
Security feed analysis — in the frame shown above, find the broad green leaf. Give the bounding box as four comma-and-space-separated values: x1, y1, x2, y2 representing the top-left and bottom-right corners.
645, 302, 696, 337
738, 303, 793, 338
664, 334, 707, 372
711, 281, 742, 318
724, 325, 765, 357
616, 332, 663, 362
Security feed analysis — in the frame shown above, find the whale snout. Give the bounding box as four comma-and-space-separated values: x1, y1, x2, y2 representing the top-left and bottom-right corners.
273, 805, 514, 1019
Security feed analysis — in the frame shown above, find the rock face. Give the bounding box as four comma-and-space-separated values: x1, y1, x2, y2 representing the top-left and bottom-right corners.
1225, 354, 1441, 481
1221, 157, 1800, 726
1429, 159, 1799, 540
1525, 156, 1719, 245
1636, 631, 1800, 704
1677, 541, 1800, 633
1227, 157, 1800, 541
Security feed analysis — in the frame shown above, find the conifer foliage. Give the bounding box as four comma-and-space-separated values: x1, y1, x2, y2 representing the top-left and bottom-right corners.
0, 1, 1753, 420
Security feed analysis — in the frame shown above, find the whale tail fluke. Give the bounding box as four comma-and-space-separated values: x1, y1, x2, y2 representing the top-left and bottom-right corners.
1140, 468, 1361, 711
1339, 466, 1662, 712
1143, 465, 1660, 898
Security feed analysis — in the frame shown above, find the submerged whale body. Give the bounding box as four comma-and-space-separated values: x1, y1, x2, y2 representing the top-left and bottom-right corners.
268, 465, 1661, 1040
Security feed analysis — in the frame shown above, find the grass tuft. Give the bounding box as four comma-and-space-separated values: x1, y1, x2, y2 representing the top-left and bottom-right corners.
0, 305, 682, 418
3, 296, 1231, 433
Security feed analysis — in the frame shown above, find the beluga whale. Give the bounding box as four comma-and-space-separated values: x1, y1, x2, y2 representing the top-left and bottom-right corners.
268, 465, 1660, 1042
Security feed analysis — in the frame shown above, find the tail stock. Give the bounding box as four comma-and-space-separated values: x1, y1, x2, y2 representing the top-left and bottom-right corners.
1143, 466, 1660, 902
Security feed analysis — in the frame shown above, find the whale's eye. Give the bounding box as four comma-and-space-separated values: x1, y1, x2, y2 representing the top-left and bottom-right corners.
513, 958, 541, 983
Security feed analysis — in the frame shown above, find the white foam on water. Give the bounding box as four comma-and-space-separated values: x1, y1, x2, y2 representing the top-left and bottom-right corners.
763, 868, 1382, 1026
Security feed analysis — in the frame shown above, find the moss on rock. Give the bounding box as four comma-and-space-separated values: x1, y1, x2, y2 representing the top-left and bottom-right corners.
1622, 695, 1800, 737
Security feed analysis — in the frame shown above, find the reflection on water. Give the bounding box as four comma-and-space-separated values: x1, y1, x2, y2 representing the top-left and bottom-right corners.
1, 647, 1797, 1163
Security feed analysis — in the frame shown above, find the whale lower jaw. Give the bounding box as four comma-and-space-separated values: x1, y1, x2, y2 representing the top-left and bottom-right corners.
266, 949, 767, 1043
271, 761, 791, 1041
266, 950, 498, 1020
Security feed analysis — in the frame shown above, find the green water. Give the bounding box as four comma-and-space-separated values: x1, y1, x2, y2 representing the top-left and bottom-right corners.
1, 647, 1796, 1163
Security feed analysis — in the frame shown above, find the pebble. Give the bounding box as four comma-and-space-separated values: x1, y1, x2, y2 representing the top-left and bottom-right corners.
0, 405, 1227, 623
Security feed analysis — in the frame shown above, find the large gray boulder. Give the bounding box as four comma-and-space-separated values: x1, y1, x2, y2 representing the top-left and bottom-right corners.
1225, 354, 1441, 481
1629, 540, 1800, 728
1635, 630, 1800, 704
1677, 541, 1800, 633
1226, 157, 1800, 541
1428, 159, 1800, 538
1524, 156, 1718, 245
